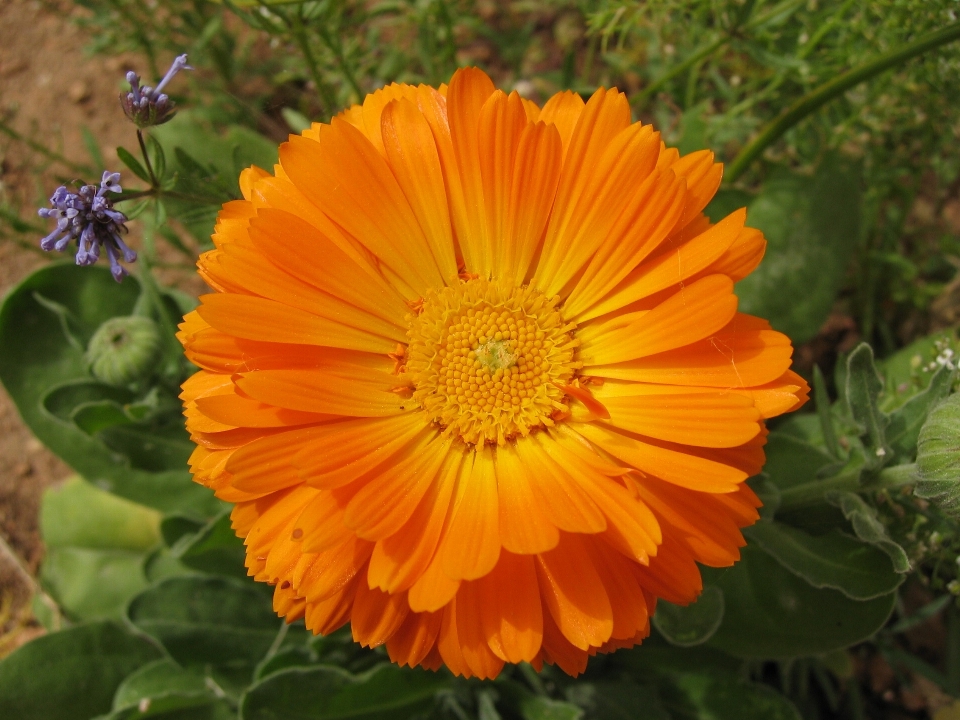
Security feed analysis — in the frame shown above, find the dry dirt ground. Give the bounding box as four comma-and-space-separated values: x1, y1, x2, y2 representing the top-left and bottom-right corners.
0, 0, 142, 650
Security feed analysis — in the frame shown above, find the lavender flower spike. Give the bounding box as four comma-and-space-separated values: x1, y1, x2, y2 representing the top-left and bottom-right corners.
121, 54, 192, 128
37, 172, 135, 282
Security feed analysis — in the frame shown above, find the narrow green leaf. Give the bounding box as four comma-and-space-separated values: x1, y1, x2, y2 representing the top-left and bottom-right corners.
814, 365, 842, 460
845, 344, 891, 470
117, 146, 151, 182
745, 523, 903, 600
281, 107, 312, 132
81, 125, 105, 170
0, 621, 162, 720
239, 664, 449, 720
653, 586, 725, 647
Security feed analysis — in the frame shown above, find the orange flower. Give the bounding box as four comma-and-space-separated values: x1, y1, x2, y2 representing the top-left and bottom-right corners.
178, 68, 808, 679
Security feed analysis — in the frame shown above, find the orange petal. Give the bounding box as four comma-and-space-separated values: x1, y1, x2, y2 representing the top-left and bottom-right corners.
440, 446, 501, 581
538, 90, 586, 160
446, 67, 497, 276
368, 449, 461, 593
575, 423, 746, 493
537, 533, 613, 651
495, 444, 560, 554
579, 274, 739, 366
578, 208, 745, 321
351, 583, 409, 648
499, 121, 563, 286
197, 293, 396, 354
344, 435, 450, 541
386, 610, 443, 668
599, 386, 761, 448
294, 413, 430, 489
478, 551, 543, 663
478, 90, 530, 278
456, 580, 507, 679
381, 98, 459, 280
235, 368, 407, 417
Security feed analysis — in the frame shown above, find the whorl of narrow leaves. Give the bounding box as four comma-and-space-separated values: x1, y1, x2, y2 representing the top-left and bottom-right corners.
916, 393, 960, 513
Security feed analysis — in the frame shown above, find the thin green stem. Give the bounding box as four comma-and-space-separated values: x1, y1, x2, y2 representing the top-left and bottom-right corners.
290, 16, 338, 114
778, 463, 919, 512
136, 130, 159, 188
0, 120, 93, 175
635, 35, 726, 103
633, 0, 804, 104
725, 22, 960, 183
314, 22, 363, 102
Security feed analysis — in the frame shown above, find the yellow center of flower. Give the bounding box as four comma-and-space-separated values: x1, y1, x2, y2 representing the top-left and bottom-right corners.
404, 279, 581, 446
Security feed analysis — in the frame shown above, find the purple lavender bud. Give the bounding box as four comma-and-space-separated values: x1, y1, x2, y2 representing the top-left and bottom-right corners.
37, 172, 134, 282
120, 54, 191, 128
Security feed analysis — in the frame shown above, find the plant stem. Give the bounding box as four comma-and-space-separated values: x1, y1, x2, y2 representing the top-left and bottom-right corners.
136, 129, 159, 188
778, 463, 919, 512
0, 120, 93, 175
290, 15, 338, 114
725, 22, 960, 183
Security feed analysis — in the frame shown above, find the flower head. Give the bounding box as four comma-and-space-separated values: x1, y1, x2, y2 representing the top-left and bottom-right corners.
38, 171, 135, 281
121, 53, 192, 128
179, 68, 809, 679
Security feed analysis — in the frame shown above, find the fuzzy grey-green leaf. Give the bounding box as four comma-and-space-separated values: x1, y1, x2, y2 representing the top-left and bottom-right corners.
916, 393, 960, 513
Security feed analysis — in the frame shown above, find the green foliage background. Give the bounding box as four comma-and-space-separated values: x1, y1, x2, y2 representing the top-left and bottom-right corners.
2, 1, 960, 718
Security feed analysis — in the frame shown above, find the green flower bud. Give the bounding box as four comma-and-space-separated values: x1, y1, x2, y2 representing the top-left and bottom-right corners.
916, 393, 960, 513
86, 316, 162, 387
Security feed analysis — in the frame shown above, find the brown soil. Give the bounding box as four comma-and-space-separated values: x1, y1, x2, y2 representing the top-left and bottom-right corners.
0, 0, 144, 652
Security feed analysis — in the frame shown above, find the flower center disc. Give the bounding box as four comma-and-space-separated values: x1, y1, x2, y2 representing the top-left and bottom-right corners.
405, 279, 581, 446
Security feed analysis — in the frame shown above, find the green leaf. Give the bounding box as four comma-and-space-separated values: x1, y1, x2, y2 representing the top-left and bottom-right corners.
652, 585, 725, 647
42, 476, 161, 550
704, 544, 895, 657
715, 154, 861, 343
565, 682, 667, 720
127, 576, 279, 668
744, 522, 903, 600
813, 364, 842, 459
0, 263, 218, 515
916, 393, 960, 514
281, 107, 312, 133
762, 432, 837, 490
747, 473, 781, 521
39, 477, 161, 621
618, 643, 801, 720
845, 344, 891, 469
0, 621, 162, 720
171, 510, 247, 578
826, 490, 911, 572
150, 112, 279, 243
113, 659, 212, 709
877, 330, 958, 405
887, 364, 955, 461
520, 696, 584, 720
239, 664, 450, 720
117, 146, 151, 182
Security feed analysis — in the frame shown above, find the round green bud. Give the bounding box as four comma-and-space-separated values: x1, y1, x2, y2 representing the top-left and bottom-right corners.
916, 393, 960, 514
86, 316, 162, 387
